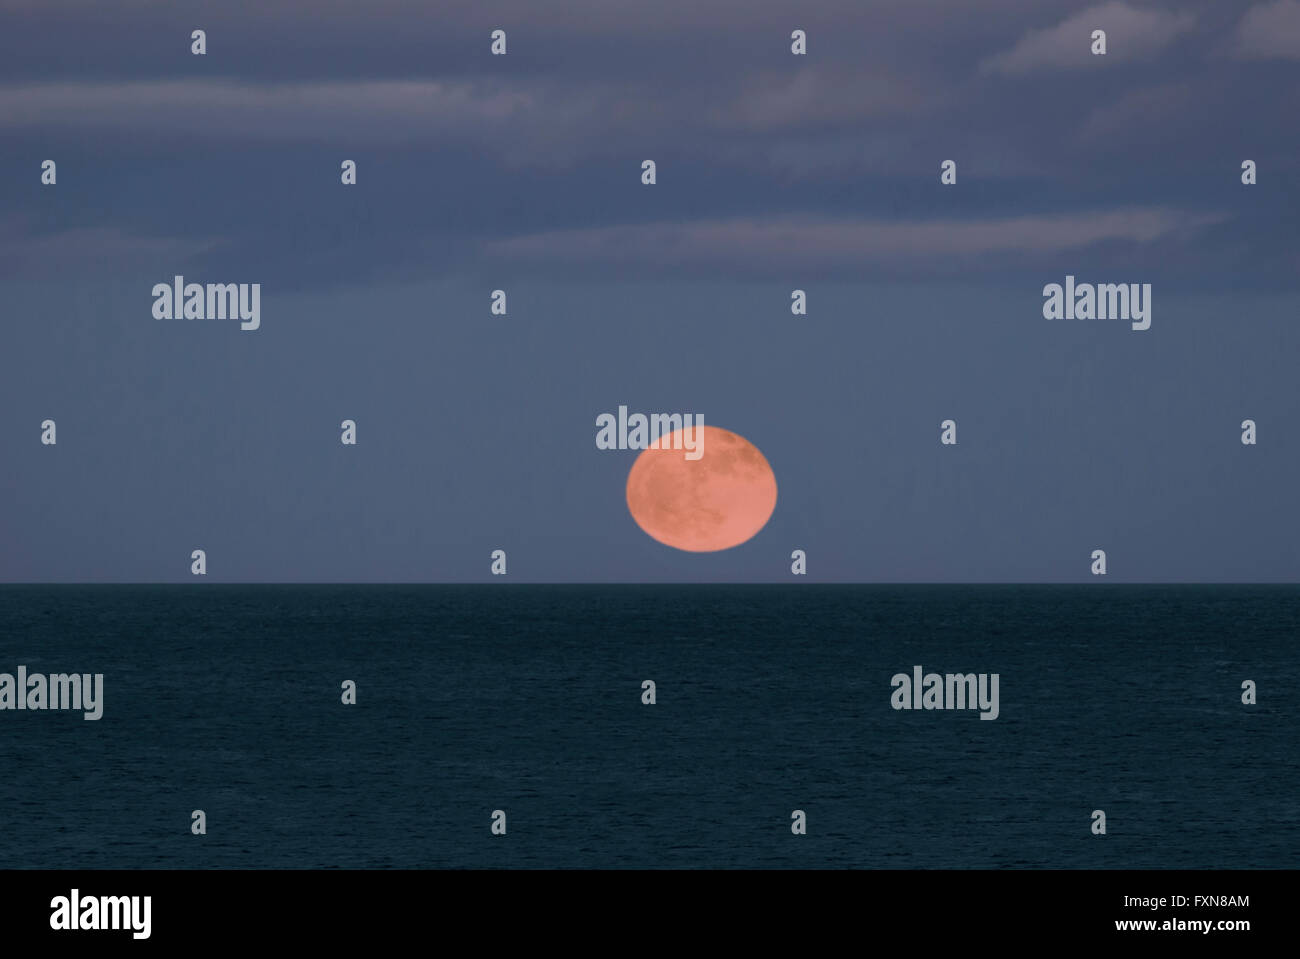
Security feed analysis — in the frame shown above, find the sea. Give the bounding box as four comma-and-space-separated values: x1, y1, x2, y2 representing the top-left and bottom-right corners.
0, 585, 1295, 869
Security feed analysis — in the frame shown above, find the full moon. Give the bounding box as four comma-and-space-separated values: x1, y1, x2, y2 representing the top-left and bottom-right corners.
625, 426, 777, 552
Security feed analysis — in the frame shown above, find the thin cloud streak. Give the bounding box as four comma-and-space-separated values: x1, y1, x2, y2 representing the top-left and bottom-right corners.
489, 208, 1229, 271
980, 1, 1196, 74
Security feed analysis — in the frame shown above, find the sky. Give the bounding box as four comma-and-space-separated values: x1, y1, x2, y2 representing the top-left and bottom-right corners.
1, 0, 1298, 582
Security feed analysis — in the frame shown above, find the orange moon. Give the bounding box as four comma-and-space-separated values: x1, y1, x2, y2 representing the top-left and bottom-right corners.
625, 426, 777, 552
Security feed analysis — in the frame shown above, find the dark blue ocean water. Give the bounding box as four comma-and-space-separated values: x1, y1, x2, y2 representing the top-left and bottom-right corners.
0, 585, 1295, 869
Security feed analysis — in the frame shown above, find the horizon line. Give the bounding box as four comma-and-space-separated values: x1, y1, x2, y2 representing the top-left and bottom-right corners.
1, 581, 1297, 587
